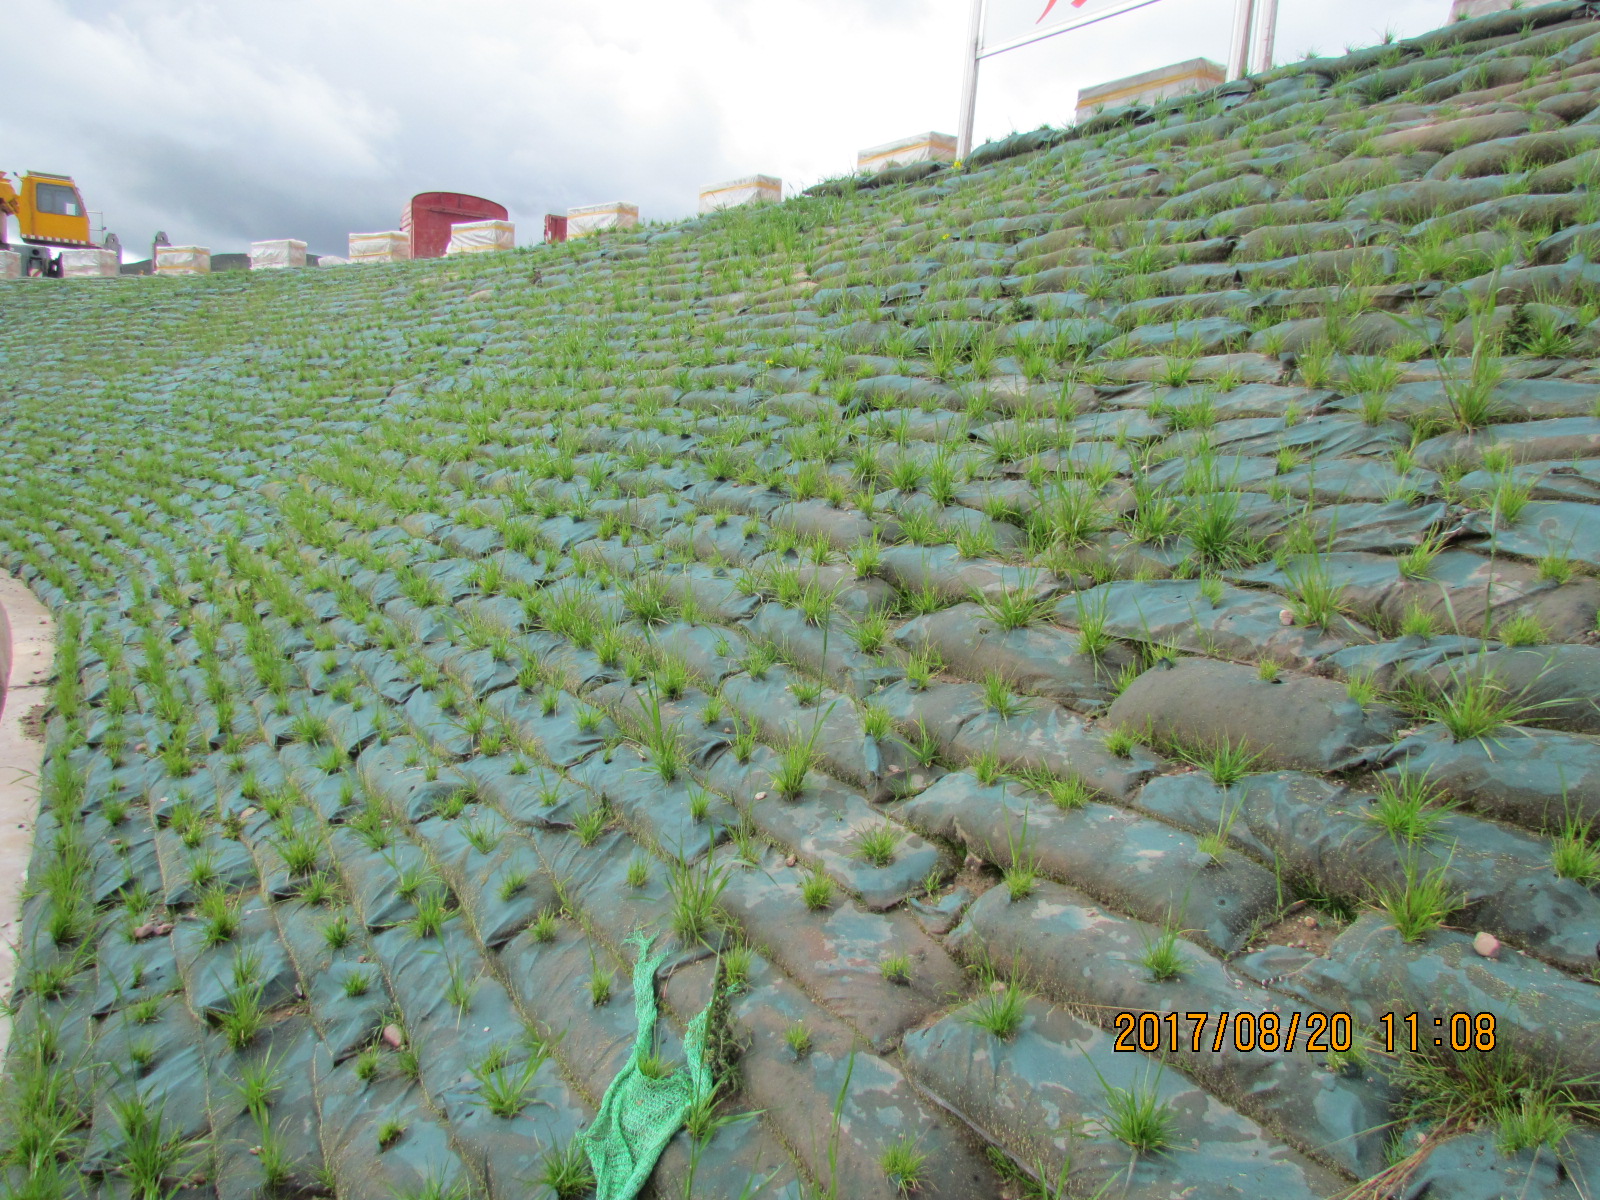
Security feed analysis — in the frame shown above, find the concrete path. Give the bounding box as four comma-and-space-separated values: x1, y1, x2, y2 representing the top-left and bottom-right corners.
0, 572, 55, 1061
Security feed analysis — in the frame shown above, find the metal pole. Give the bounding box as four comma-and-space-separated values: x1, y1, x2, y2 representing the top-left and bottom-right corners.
957, 0, 985, 161
1252, 0, 1279, 74
1227, 0, 1256, 80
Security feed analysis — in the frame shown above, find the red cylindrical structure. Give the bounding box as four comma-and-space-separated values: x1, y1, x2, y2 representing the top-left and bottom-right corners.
543, 214, 568, 244
402, 192, 509, 260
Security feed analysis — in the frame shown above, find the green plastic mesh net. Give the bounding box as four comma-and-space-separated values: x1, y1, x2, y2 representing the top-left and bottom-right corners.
579, 931, 717, 1200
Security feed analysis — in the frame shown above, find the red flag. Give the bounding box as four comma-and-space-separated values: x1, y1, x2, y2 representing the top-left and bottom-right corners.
1037, 0, 1092, 22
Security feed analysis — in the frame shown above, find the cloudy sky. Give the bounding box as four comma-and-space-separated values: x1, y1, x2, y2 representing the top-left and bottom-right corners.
8, 0, 1454, 259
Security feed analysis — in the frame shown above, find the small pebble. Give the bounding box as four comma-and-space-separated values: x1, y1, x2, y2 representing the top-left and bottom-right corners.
754, 791, 768, 801
1278, 610, 1294, 626
1473, 931, 1501, 959
1302, 916, 1318, 929
785, 855, 797, 868
963, 852, 983, 871
382, 1023, 405, 1049
990, 981, 1007, 994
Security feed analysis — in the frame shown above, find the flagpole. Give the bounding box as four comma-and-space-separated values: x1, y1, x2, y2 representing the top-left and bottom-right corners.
1228, 0, 1257, 80
1252, 0, 1279, 73
957, 0, 985, 161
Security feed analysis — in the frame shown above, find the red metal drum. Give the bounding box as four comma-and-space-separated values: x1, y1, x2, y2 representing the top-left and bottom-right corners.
402, 192, 509, 260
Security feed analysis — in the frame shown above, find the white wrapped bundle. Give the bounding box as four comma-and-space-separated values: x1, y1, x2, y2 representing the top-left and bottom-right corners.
249, 239, 307, 270
318, 256, 352, 267
444, 220, 515, 255
0, 251, 19, 280
567, 202, 639, 238
1075, 58, 1224, 121
348, 231, 410, 262
60, 249, 120, 278
698, 175, 782, 214
155, 245, 210, 276
857, 132, 956, 174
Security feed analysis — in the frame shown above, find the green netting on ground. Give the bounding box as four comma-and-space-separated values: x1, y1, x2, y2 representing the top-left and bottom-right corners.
580, 933, 715, 1200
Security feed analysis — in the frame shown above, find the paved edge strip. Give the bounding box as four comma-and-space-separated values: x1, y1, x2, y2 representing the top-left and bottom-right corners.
0, 570, 55, 1061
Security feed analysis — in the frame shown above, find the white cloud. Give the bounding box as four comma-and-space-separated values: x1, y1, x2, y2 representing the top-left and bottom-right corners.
6, 0, 1458, 257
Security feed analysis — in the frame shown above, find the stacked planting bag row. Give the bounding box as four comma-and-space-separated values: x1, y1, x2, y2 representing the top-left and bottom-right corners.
8, 3, 1600, 1197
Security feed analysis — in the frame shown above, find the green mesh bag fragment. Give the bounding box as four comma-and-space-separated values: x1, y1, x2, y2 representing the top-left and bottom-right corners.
579, 931, 717, 1200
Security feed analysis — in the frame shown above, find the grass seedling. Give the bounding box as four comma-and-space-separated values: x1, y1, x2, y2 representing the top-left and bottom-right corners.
1410, 662, 1550, 741
800, 866, 835, 911
1073, 592, 1114, 658
1191, 735, 1261, 787
1102, 724, 1139, 759
218, 976, 266, 1052
881, 1135, 927, 1194
198, 886, 240, 947
322, 913, 352, 950
589, 956, 614, 1007
531, 909, 559, 943
637, 1052, 676, 1081
410, 888, 450, 938
983, 670, 1029, 719
626, 857, 651, 888
722, 943, 754, 993
1551, 813, 1600, 885
1001, 808, 1039, 902
773, 720, 827, 799
1363, 769, 1458, 845
1138, 925, 1188, 981
1373, 854, 1467, 942
1400, 601, 1439, 638
1398, 532, 1446, 580
377, 1118, 406, 1150
896, 719, 942, 768
668, 845, 729, 944
473, 1053, 545, 1118
1096, 1072, 1178, 1154
975, 580, 1053, 630
854, 824, 902, 867
1391, 1043, 1598, 1158
785, 1020, 812, 1058
1286, 561, 1346, 630
1346, 669, 1379, 708
109, 1096, 199, 1197
233, 1055, 283, 1123
965, 981, 1028, 1040
881, 953, 912, 985
573, 804, 609, 846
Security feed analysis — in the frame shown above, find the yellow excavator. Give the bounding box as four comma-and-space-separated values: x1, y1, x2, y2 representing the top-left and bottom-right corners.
0, 170, 117, 276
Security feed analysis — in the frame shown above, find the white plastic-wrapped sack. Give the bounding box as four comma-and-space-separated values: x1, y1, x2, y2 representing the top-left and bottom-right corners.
318, 256, 353, 267
1075, 58, 1223, 121
568, 202, 639, 238
0, 251, 19, 280
155, 245, 210, 276
698, 175, 782, 214
348, 230, 410, 263
60, 248, 120, 278
857, 132, 956, 174
249, 239, 307, 270
444, 220, 515, 255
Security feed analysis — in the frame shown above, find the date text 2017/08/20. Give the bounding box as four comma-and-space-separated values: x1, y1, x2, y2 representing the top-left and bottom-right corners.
1112, 1011, 1498, 1054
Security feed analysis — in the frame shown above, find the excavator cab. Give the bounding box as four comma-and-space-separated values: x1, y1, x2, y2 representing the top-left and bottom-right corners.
1, 171, 104, 276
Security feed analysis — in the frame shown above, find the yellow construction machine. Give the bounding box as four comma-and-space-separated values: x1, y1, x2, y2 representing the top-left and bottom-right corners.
0, 170, 117, 276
